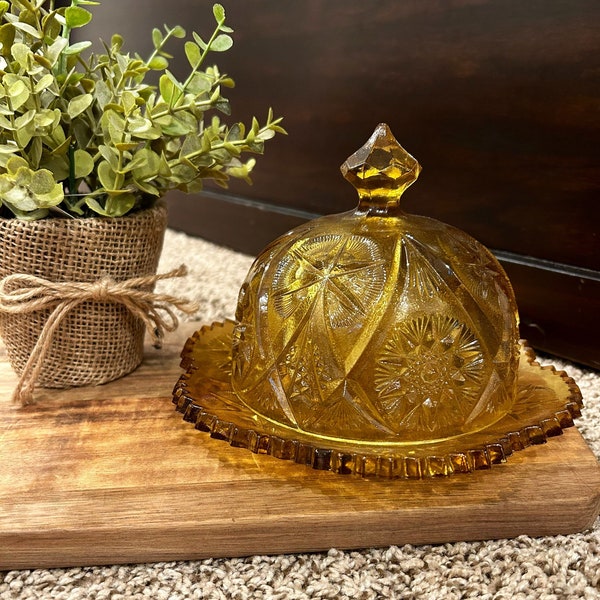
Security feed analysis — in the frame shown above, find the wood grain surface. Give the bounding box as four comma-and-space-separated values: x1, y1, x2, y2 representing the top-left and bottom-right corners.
1, 322, 599, 570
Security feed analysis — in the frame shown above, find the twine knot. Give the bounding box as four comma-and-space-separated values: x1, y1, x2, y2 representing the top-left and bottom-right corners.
0, 265, 199, 405
91, 277, 112, 301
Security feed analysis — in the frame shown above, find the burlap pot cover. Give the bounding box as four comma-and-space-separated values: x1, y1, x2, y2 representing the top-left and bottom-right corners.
0, 203, 168, 388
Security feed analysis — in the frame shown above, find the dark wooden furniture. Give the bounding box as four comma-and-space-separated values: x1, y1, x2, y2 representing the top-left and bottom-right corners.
78, 1, 600, 367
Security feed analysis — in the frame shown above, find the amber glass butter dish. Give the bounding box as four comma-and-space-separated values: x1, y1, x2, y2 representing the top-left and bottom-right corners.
173, 124, 583, 478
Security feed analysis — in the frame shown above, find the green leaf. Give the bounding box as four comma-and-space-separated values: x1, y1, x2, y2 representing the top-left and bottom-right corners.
129, 125, 161, 140
85, 196, 116, 217
63, 41, 93, 56
35, 182, 64, 208
1, 189, 38, 212
84, 196, 108, 216
114, 141, 138, 151
11, 22, 42, 39
128, 114, 160, 136
94, 80, 112, 110
223, 141, 241, 156
115, 52, 129, 75
184, 41, 201, 68
131, 148, 160, 180
97, 160, 117, 190
104, 101, 124, 112
212, 4, 225, 23
210, 34, 233, 52
6, 156, 29, 176
226, 123, 243, 142
98, 145, 119, 171
37, 183, 65, 208
40, 156, 69, 181
10, 43, 31, 69
210, 85, 222, 104
179, 112, 204, 132
180, 133, 202, 158
34, 109, 59, 128
34, 74, 55, 94
119, 150, 147, 173
111, 33, 123, 51
170, 162, 197, 184
180, 176, 203, 194
151, 27, 163, 48
50, 129, 71, 155
132, 178, 160, 196
17, 8, 38, 28
28, 136, 42, 168
0, 144, 19, 155
7, 80, 29, 110
73, 149, 94, 178
104, 110, 126, 144
32, 54, 52, 70
0, 24, 16, 58
148, 56, 168, 70
67, 93, 93, 119
105, 193, 137, 216
200, 130, 213, 153
15, 125, 33, 148
46, 122, 66, 151
0, 115, 13, 130
186, 72, 212, 95
1, 205, 50, 220
14, 109, 35, 130
158, 152, 171, 177
7, 79, 27, 99
161, 116, 194, 136
80, 78, 95, 93
121, 90, 137, 116
226, 158, 256, 184
171, 25, 186, 38
159, 73, 177, 104
29, 169, 58, 195
65, 6, 93, 29
45, 37, 68, 66
41, 10, 62, 40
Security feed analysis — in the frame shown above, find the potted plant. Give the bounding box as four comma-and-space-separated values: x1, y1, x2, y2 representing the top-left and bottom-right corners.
0, 0, 284, 404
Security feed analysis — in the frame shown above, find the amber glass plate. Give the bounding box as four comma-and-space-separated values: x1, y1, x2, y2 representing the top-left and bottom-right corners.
173, 320, 583, 479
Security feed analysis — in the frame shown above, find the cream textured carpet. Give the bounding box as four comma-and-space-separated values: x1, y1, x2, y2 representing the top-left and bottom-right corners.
1, 229, 599, 600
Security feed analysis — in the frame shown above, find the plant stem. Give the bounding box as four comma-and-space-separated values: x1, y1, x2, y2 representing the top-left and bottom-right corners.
165, 121, 279, 169
67, 142, 76, 198
173, 23, 222, 104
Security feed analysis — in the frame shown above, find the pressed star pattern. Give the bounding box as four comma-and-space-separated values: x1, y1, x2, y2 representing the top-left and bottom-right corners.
271, 234, 386, 329
374, 315, 485, 434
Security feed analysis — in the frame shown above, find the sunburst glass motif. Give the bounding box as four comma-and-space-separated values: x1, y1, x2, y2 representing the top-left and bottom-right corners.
271, 234, 386, 329
374, 314, 485, 434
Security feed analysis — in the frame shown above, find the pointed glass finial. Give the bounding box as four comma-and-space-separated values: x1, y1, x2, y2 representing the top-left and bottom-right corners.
341, 123, 421, 212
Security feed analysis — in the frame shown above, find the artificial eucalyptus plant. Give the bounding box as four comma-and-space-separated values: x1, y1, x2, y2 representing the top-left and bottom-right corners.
0, 0, 284, 219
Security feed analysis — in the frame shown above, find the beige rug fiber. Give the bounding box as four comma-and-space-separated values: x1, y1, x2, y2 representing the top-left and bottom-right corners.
1, 229, 599, 600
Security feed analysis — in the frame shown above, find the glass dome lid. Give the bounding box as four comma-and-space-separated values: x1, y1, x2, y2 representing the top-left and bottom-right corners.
231, 123, 519, 445
174, 124, 583, 478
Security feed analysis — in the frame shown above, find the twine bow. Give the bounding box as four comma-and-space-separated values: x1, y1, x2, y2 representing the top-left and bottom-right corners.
0, 265, 199, 405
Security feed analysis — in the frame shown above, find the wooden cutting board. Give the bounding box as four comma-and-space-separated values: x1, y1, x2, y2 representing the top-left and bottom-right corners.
1, 321, 599, 570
